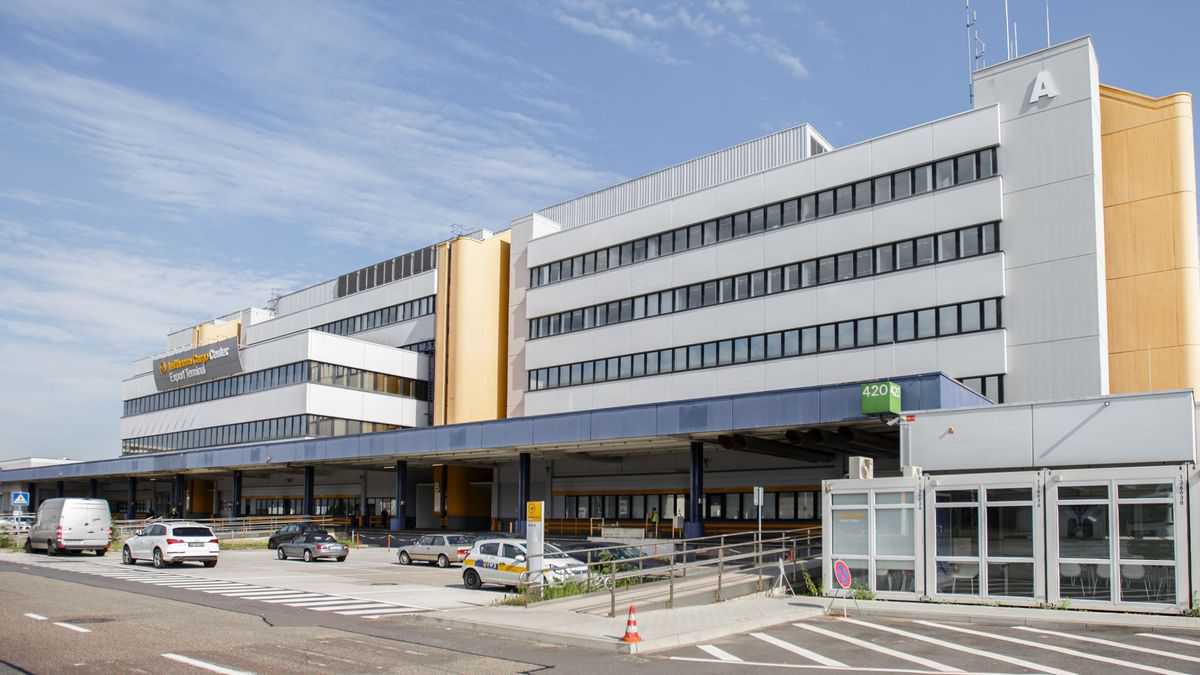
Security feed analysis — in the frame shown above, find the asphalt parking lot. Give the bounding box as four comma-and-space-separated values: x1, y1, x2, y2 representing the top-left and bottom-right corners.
661, 613, 1200, 673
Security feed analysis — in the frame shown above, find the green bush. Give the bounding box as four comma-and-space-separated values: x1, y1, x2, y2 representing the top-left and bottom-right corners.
851, 583, 876, 601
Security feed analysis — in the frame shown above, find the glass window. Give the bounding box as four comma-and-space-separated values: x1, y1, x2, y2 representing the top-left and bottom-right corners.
687, 344, 702, 370
801, 260, 817, 287
619, 355, 633, 378
765, 204, 781, 230
916, 236, 935, 265
819, 324, 836, 352
660, 290, 674, 314
675, 288, 688, 311
935, 159, 955, 188
688, 284, 702, 308
896, 312, 915, 341
981, 223, 997, 253
632, 238, 646, 262
703, 281, 718, 306
733, 337, 749, 363
856, 318, 874, 346
894, 169, 912, 199
734, 274, 750, 300
873, 175, 891, 204
832, 510, 868, 555
750, 271, 766, 297
749, 334, 765, 361
703, 220, 717, 245
960, 301, 981, 332
939, 305, 958, 335
782, 200, 798, 226
957, 154, 977, 183
660, 349, 674, 372
800, 195, 817, 221
718, 216, 733, 241
688, 224, 703, 249
817, 190, 835, 217
896, 240, 914, 269
979, 148, 996, 178
801, 326, 817, 354
818, 257, 835, 284
633, 296, 646, 319
767, 267, 783, 294
674, 229, 687, 253
855, 249, 873, 277
876, 245, 894, 273
914, 164, 932, 193
835, 185, 853, 213
960, 226, 980, 257
1059, 503, 1110, 559
749, 208, 765, 233
983, 299, 999, 329
783, 329, 800, 356
657, 234, 672, 257
837, 253, 854, 281
784, 264, 800, 290
938, 232, 957, 261
734, 212, 749, 237
876, 315, 894, 344
837, 321, 855, 349
644, 295, 658, 318
917, 309, 936, 339
854, 181, 871, 209
718, 339, 733, 365
631, 353, 645, 377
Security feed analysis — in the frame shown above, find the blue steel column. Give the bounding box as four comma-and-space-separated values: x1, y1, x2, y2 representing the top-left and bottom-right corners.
516, 452, 531, 537
232, 471, 243, 517
172, 474, 186, 517
27, 483, 37, 509
126, 477, 137, 520
89, 479, 99, 499
303, 466, 315, 517
685, 441, 705, 538
393, 460, 407, 531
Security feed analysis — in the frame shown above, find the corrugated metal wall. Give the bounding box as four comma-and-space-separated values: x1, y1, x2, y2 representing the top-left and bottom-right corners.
273, 280, 337, 316
537, 124, 811, 230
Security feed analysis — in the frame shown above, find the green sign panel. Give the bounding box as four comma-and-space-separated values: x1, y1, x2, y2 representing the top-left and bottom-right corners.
861, 381, 901, 415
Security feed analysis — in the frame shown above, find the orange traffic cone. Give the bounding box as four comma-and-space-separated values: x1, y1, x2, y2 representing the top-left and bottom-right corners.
622, 604, 642, 643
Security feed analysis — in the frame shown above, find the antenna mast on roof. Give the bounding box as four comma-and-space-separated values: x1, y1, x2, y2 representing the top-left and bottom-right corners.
1045, 0, 1052, 48
1004, 0, 1012, 60
965, 1, 976, 106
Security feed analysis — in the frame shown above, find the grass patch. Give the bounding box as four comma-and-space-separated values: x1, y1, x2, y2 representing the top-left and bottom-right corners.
218, 538, 269, 550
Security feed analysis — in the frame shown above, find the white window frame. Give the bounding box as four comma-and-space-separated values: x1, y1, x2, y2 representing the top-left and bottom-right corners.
822, 476, 923, 599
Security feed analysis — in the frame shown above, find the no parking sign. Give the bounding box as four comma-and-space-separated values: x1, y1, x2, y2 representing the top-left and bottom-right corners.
833, 559, 853, 590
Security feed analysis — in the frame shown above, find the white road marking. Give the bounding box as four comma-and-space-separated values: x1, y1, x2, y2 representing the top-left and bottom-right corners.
281, 598, 372, 607
697, 645, 743, 662
24, 613, 47, 621
793, 622, 960, 672
217, 590, 306, 598
1013, 626, 1200, 664
839, 618, 1074, 675
667, 656, 967, 673
260, 594, 330, 603
235, 593, 317, 601
161, 653, 253, 675
914, 621, 1186, 675
311, 603, 398, 612
335, 607, 424, 616
54, 622, 91, 633
1139, 634, 1200, 648
751, 632, 846, 667
209, 588, 286, 596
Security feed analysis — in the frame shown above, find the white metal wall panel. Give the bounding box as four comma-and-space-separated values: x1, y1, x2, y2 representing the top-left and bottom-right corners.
273, 280, 337, 317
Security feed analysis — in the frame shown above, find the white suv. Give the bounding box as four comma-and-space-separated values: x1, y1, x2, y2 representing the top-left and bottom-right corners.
461, 538, 586, 590
123, 522, 220, 568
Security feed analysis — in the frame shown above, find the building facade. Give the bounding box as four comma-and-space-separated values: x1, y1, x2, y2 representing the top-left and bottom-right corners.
4, 37, 1199, 558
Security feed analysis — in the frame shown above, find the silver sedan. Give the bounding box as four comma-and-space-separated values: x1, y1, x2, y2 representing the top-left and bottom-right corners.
276, 531, 348, 562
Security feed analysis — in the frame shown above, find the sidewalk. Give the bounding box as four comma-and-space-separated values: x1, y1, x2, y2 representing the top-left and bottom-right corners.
420, 593, 828, 654
836, 597, 1200, 633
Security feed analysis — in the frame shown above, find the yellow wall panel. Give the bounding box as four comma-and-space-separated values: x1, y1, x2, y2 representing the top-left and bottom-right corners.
1099, 84, 1200, 395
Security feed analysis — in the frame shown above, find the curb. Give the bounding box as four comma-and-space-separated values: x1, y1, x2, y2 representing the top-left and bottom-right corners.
400, 612, 623, 652
837, 599, 1200, 633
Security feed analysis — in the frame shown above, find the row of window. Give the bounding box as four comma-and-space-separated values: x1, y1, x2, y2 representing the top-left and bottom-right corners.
401, 340, 436, 354
528, 297, 1003, 391
120, 414, 402, 455
335, 244, 437, 299
123, 361, 430, 417
529, 147, 998, 289
552, 491, 819, 521
958, 373, 1006, 404
530, 222, 999, 340
245, 497, 361, 517
314, 295, 435, 338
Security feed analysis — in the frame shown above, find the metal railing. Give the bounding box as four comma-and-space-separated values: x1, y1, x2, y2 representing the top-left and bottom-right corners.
111, 515, 348, 540
519, 527, 821, 616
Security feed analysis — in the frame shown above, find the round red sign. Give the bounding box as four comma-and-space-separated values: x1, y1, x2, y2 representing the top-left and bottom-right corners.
833, 559, 852, 589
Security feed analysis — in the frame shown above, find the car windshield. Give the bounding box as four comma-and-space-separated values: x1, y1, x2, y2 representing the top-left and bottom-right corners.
446, 535, 472, 545
308, 533, 336, 542
544, 544, 572, 559
172, 527, 213, 537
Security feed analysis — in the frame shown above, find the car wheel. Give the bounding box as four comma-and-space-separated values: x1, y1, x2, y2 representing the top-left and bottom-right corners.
463, 568, 482, 590
95, 548, 107, 557
23, 538, 32, 554
437, 554, 450, 569
303, 549, 313, 563
277, 547, 287, 560
122, 546, 134, 565
203, 561, 217, 568
336, 556, 346, 562
398, 551, 411, 565
152, 548, 165, 569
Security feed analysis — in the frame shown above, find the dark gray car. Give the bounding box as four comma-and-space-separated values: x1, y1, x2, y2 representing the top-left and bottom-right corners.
276, 530, 348, 562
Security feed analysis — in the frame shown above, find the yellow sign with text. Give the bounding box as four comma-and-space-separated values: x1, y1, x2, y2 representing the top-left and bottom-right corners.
526, 501, 543, 523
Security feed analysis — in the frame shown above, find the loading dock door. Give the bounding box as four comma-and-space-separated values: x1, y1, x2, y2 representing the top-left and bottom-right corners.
1047, 465, 1189, 611
924, 471, 1044, 603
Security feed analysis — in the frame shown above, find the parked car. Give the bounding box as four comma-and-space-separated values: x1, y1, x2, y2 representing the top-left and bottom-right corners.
122, 522, 219, 568
461, 538, 586, 590
276, 530, 348, 562
397, 533, 474, 568
553, 540, 667, 571
24, 498, 111, 556
267, 522, 324, 549
0, 514, 33, 535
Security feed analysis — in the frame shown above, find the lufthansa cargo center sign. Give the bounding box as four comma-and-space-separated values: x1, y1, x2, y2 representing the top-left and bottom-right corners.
153, 337, 242, 390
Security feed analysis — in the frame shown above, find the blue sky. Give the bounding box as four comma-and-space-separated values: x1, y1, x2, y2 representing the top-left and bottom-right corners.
1, 1, 1197, 461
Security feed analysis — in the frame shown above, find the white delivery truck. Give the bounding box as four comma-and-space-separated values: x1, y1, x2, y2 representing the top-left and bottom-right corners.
25, 498, 112, 556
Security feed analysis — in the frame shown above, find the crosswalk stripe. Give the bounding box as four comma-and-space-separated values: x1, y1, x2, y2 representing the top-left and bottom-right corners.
158, 582, 244, 588
839, 618, 1073, 675
335, 607, 422, 616
697, 645, 742, 662
309, 603, 395, 612
235, 593, 315, 601
667, 656, 960, 673
792, 623, 959, 672
751, 632, 846, 668
1138, 634, 1200, 648
282, 598, 369, 607
914, 620, 1187, 675
261, 594, 332, 603
211, 589, 283, 596
1014, 626, 1200, 664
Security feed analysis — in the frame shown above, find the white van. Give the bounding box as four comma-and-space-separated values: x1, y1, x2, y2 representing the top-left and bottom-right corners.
25, 498, 112, 556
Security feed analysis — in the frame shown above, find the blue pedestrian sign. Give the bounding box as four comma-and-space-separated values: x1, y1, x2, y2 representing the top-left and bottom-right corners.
10, 492, 30, 509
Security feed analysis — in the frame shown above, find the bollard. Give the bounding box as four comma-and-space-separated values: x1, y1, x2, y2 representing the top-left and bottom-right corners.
586, 550, 592, 592
387, 533, 391, 550
668, 551, 675, 609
